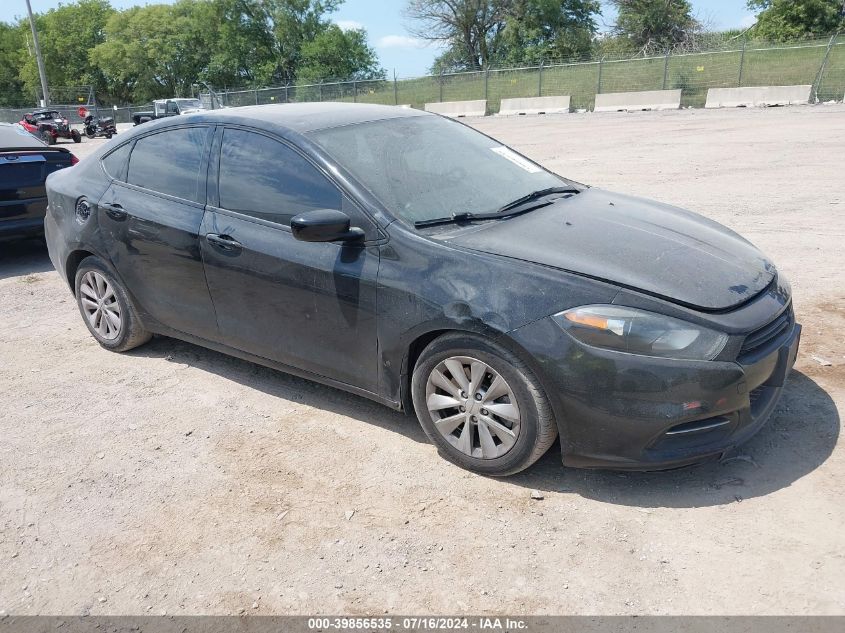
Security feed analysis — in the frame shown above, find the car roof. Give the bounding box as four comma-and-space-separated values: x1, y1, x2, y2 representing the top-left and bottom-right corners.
192, 102, 429, 134
0, 122, 47, 149
32, 108, 60, 114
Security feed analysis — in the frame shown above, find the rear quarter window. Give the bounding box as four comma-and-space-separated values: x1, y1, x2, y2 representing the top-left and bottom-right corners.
101, 143, 131, 181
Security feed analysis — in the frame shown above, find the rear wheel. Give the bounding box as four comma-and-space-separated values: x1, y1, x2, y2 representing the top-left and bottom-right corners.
74, 257, 151, 352
411, 332, 557, 476
84, 127, 96, 139
41, 130, 55, 145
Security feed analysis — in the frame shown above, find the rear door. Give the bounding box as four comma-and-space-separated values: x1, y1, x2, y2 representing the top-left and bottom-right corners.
200, 126, 381, 393
97, 125, 219, 340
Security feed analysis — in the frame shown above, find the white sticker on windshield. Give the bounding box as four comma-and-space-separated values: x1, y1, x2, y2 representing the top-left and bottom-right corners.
490, 146, 542, 173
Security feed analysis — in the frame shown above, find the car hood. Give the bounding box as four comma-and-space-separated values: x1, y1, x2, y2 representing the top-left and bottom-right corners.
442, 188, 775, 311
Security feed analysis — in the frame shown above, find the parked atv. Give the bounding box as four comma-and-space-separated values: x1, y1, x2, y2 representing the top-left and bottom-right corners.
78, 107, 117, 140
19, 109, 81, 145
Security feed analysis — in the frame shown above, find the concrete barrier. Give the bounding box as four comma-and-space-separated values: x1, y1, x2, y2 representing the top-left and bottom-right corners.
498, 96, 571, 115
705, 85, 812, 108
424, 100, 487, 118
594, 89, 682, 112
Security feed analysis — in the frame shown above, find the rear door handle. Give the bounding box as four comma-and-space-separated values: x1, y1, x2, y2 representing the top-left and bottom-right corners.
206, 233, 242, 252
101, 203, 126, 220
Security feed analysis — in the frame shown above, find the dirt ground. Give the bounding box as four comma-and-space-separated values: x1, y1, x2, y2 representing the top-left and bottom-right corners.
1, 105, 843, 616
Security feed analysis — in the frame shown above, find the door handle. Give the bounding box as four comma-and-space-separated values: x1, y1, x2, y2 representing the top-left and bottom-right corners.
101, 203, 126, 220
206, 233, 243, 252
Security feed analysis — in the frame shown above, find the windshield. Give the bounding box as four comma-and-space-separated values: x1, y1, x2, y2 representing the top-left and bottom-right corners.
174, 99, 204, 110
34, 111, 61, 120
308, 114, 566, 225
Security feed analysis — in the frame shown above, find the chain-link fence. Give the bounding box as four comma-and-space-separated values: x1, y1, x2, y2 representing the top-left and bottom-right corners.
202, 35, 844, 114
1, 35, 843, 123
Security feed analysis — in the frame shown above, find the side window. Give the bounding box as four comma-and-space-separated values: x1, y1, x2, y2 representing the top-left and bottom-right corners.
218, 128, 341, 226
101, 143, 132, 181
127, 127, 208, 202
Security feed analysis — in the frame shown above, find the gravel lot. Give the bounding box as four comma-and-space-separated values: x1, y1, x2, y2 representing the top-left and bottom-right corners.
1, 105, 843, 616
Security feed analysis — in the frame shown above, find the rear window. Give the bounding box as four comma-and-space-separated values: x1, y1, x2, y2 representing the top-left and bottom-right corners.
127, 127, 209, 202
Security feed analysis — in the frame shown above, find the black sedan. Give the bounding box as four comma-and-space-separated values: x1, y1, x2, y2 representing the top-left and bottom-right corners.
44, 103, 800, 475
1, 122, 77, 240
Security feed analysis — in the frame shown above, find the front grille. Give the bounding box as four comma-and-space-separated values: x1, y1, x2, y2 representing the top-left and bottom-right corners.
740, 306, 793, 357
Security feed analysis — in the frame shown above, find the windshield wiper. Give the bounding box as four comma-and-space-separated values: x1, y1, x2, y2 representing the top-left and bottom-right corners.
494, 186, 580, 215
414, 187, 581, 229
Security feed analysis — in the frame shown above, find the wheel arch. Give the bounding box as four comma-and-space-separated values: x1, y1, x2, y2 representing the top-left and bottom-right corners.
400, 325, 556, 422
65, 249, 97, 289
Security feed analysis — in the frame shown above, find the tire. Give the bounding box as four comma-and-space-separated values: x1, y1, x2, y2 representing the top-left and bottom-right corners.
84, 127, 96, 139
105, 133, 113, 139
411, 332, 557, 476
42, 131, 55, 145
74, 256, 152, 352
71, 129, 81, 143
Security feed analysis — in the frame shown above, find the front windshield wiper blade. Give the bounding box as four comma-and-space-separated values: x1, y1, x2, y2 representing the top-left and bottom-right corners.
414, 212, 481, 228
494, 186, 581, 215
413, 187, 581, 229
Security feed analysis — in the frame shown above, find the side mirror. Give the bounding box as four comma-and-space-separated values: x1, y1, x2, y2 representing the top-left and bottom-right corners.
290, 209, 365, 243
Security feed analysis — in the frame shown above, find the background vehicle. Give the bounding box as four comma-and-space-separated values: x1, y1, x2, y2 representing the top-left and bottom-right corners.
19, 109, 81, 145
79, 107, 117, 139
131, 98, 206, 125
44, 103, 800, 476
0, 123, 77, 240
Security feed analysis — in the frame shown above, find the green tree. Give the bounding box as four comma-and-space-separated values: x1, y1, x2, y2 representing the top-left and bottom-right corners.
260, 0, 343, 82
748, 0, 844, 40
17, 0, 115, 102
611, 0, 701, 53
406, 0, 512, 70
90, 1, 216, 103
298, 25, 385, 82
206, 0, 278, 87
499, 0, 601, 64
0, 23, 27, 106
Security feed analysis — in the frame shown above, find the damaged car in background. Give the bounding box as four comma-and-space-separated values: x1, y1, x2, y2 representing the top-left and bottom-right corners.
44, 103, 800, 476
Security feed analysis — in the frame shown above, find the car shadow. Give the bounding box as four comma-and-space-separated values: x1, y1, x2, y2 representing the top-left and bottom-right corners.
129, 336, 429, 444
0, 238, 54, 281
510, 371, 839, 508
132, 336, 837, 508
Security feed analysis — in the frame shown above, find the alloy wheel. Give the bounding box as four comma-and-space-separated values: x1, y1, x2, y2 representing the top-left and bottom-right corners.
425, 356, 521, 459
79, 271, 122, 341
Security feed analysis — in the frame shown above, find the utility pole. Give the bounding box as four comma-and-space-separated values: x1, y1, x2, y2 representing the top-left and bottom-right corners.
25, 0, 49, 107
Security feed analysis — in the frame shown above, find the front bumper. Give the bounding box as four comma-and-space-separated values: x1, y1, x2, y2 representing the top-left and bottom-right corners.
508, 310, 801, 471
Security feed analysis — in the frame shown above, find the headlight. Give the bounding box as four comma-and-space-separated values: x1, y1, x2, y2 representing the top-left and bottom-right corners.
553, 305, 728, 360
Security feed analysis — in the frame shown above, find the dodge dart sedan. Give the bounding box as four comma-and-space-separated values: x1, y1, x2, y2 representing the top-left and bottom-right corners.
44, 103, 800, 476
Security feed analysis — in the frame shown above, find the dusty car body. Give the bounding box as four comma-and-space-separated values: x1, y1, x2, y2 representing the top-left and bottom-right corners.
44, 103, 800, 475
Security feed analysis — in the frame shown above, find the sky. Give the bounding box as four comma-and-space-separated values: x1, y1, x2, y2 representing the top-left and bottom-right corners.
4, 0, 759, 78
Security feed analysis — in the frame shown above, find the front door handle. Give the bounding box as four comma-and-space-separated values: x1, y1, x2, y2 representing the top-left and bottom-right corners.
206, 233, 242, 252
101, 203, 126, 220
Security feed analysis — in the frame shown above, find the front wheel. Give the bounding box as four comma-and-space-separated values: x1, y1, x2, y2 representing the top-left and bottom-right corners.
71, 129, 81, 143
84, 126, 96, 139
42, 131, 55, 145
74, 257, 152, 352
411, 332, 557, 476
